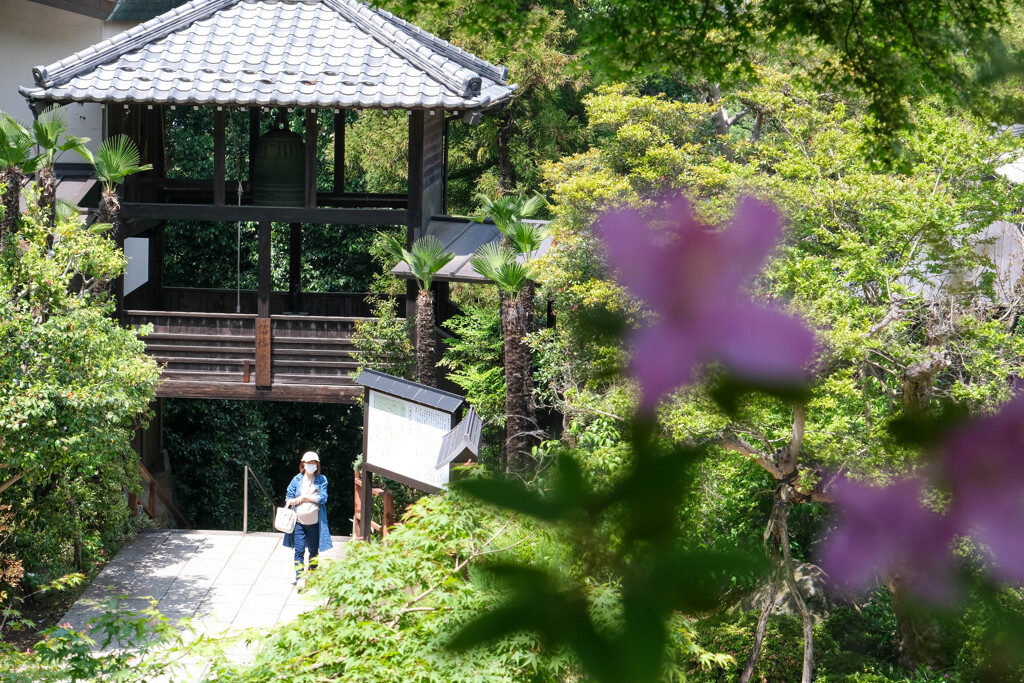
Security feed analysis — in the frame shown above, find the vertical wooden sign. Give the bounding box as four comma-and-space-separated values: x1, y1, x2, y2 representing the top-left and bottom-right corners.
255, 318, 271, 387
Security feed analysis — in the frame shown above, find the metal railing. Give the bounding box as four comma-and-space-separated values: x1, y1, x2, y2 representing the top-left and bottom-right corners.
242, 463, 277, 534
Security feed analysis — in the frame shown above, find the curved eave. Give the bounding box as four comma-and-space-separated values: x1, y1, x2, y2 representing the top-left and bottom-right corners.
19, 82, 517, 112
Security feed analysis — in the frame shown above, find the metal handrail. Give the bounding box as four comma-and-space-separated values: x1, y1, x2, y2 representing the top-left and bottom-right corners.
242, 463, 277, 534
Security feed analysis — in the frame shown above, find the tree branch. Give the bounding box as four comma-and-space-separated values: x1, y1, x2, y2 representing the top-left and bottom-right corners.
0, 472, 24, 496
386, 515, 525, 629
718, 435, 783, 479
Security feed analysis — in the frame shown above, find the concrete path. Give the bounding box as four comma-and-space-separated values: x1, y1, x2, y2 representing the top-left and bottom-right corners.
59, 529, 347, 645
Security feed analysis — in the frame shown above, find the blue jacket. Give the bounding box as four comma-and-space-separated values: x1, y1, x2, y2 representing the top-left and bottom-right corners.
282, 473, 333, 551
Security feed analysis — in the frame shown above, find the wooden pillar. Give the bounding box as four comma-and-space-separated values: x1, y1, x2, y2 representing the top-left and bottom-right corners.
256, 219, 272, 387
288, 222, 302, 312
407, 110, 425, 244
333, 110, 345, 193
304, 109, 317, 208
248, 107, 260, 188
213, 108, 226, 206
258, 220, 271, 317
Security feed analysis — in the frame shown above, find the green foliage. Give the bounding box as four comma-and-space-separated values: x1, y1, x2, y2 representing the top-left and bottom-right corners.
351, 295, 416, 380
221, 487, 581, 681
0, 208, 159, 586
441, 304, 506, 466
0, 112, 41, 172
0, 593, 234, 682
402, 0, 1024, 150
470, 242, 531, 294
31, 106, 91, 167
92, 135, 151, 190
379, 233, 455, 291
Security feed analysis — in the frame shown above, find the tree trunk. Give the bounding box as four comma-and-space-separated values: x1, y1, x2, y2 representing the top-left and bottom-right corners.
96, 187, 120, 231
37, 165, 57, 232
502, 290, 536, 474
416, 288, 437, 387
0, 166, 24, 251
776, 495, 815, 683
740, 579, 781, 683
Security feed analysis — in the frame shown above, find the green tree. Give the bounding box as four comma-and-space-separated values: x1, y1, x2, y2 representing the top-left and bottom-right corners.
0, 113, 40, 250
91, 135, 152, 236
534, 81, 1024, 677
470, 192, 548, 473
380, 233, 454, 387
0, 201, 159, 585
29, 106, 91, 233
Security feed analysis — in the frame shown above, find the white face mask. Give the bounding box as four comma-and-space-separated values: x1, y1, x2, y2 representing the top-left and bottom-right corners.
304, 463, 317, 474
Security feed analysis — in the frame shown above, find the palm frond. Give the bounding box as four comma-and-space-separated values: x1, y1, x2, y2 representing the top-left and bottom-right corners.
32, 105, 69, 162
94, 135, 152, 188
472, 192, 547, 251
378, 231, 410, 265
504, 221, 547, 256
55, 198, 80, 223
470, 242, 529, 293
407, 235, 454, 290
0, 113, 38, 170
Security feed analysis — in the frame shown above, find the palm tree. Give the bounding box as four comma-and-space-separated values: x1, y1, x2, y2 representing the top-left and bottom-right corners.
472, 193, 548, 474
31, 105, 92, 231
92, 135, 152, 237
380, 233, 454, 387
0, 113, 40, 251
470, 242, 537, 473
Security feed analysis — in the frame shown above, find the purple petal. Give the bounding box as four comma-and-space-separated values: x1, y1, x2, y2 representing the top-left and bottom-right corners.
821, 478, 956, 602
711, 306, 816, 385
943, 396, 1024, 581
630, 325, 701, 412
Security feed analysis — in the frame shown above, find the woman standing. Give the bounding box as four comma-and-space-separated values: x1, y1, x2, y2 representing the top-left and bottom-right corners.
283, 451, 333, 582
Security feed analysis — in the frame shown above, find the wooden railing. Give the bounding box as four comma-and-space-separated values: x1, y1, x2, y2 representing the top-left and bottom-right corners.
133, 463, 192, 529
124, 310, 366, 402
352, 470, 395, 540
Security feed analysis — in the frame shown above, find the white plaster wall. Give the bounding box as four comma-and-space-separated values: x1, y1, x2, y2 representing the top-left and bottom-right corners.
0, 0, 106, 152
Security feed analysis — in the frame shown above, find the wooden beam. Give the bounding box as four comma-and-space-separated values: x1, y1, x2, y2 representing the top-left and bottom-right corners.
213, 108, 226, 206
258, 220, 271, 318
121, 203, 407, 225
334, 110, 345, 193
407, 110, 425, 242
305, 109, 317, 208
255, 318, 271, 387
154, 381, 362, 403
289, 222, 302, 312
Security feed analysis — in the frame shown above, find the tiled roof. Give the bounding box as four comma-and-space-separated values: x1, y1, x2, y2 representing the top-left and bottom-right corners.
21, 0, 517, 111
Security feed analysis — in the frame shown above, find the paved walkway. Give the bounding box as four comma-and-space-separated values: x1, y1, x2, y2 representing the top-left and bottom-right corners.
60, 529, 348, 644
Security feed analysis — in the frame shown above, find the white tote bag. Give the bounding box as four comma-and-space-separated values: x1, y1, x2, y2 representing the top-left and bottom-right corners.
274, 506, 297, 534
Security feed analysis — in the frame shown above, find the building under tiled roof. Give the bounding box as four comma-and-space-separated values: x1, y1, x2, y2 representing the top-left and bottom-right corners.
21, 0, 517, 111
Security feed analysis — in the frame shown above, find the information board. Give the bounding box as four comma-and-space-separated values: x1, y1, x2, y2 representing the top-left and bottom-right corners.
365, 389, 452, 490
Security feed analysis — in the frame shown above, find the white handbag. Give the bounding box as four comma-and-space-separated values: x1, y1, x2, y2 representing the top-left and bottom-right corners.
274, 506, 297, 534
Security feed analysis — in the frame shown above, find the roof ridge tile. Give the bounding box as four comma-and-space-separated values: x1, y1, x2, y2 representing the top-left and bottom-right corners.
321, 0, 480, 97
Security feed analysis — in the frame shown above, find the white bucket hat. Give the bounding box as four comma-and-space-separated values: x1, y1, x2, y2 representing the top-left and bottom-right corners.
301, 451, 320, 463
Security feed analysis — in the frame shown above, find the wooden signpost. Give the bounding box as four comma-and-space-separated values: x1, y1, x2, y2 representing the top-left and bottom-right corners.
352, 369, 482, 540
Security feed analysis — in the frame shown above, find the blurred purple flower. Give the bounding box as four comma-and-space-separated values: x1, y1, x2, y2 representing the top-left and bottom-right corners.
821, 478, 957, 602
943, 395, 1024, 583
597, 195, 816, 410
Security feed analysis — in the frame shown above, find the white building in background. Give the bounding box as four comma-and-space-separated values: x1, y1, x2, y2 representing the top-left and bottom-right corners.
1, 0, 171, 152
1, 0, 113, 151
